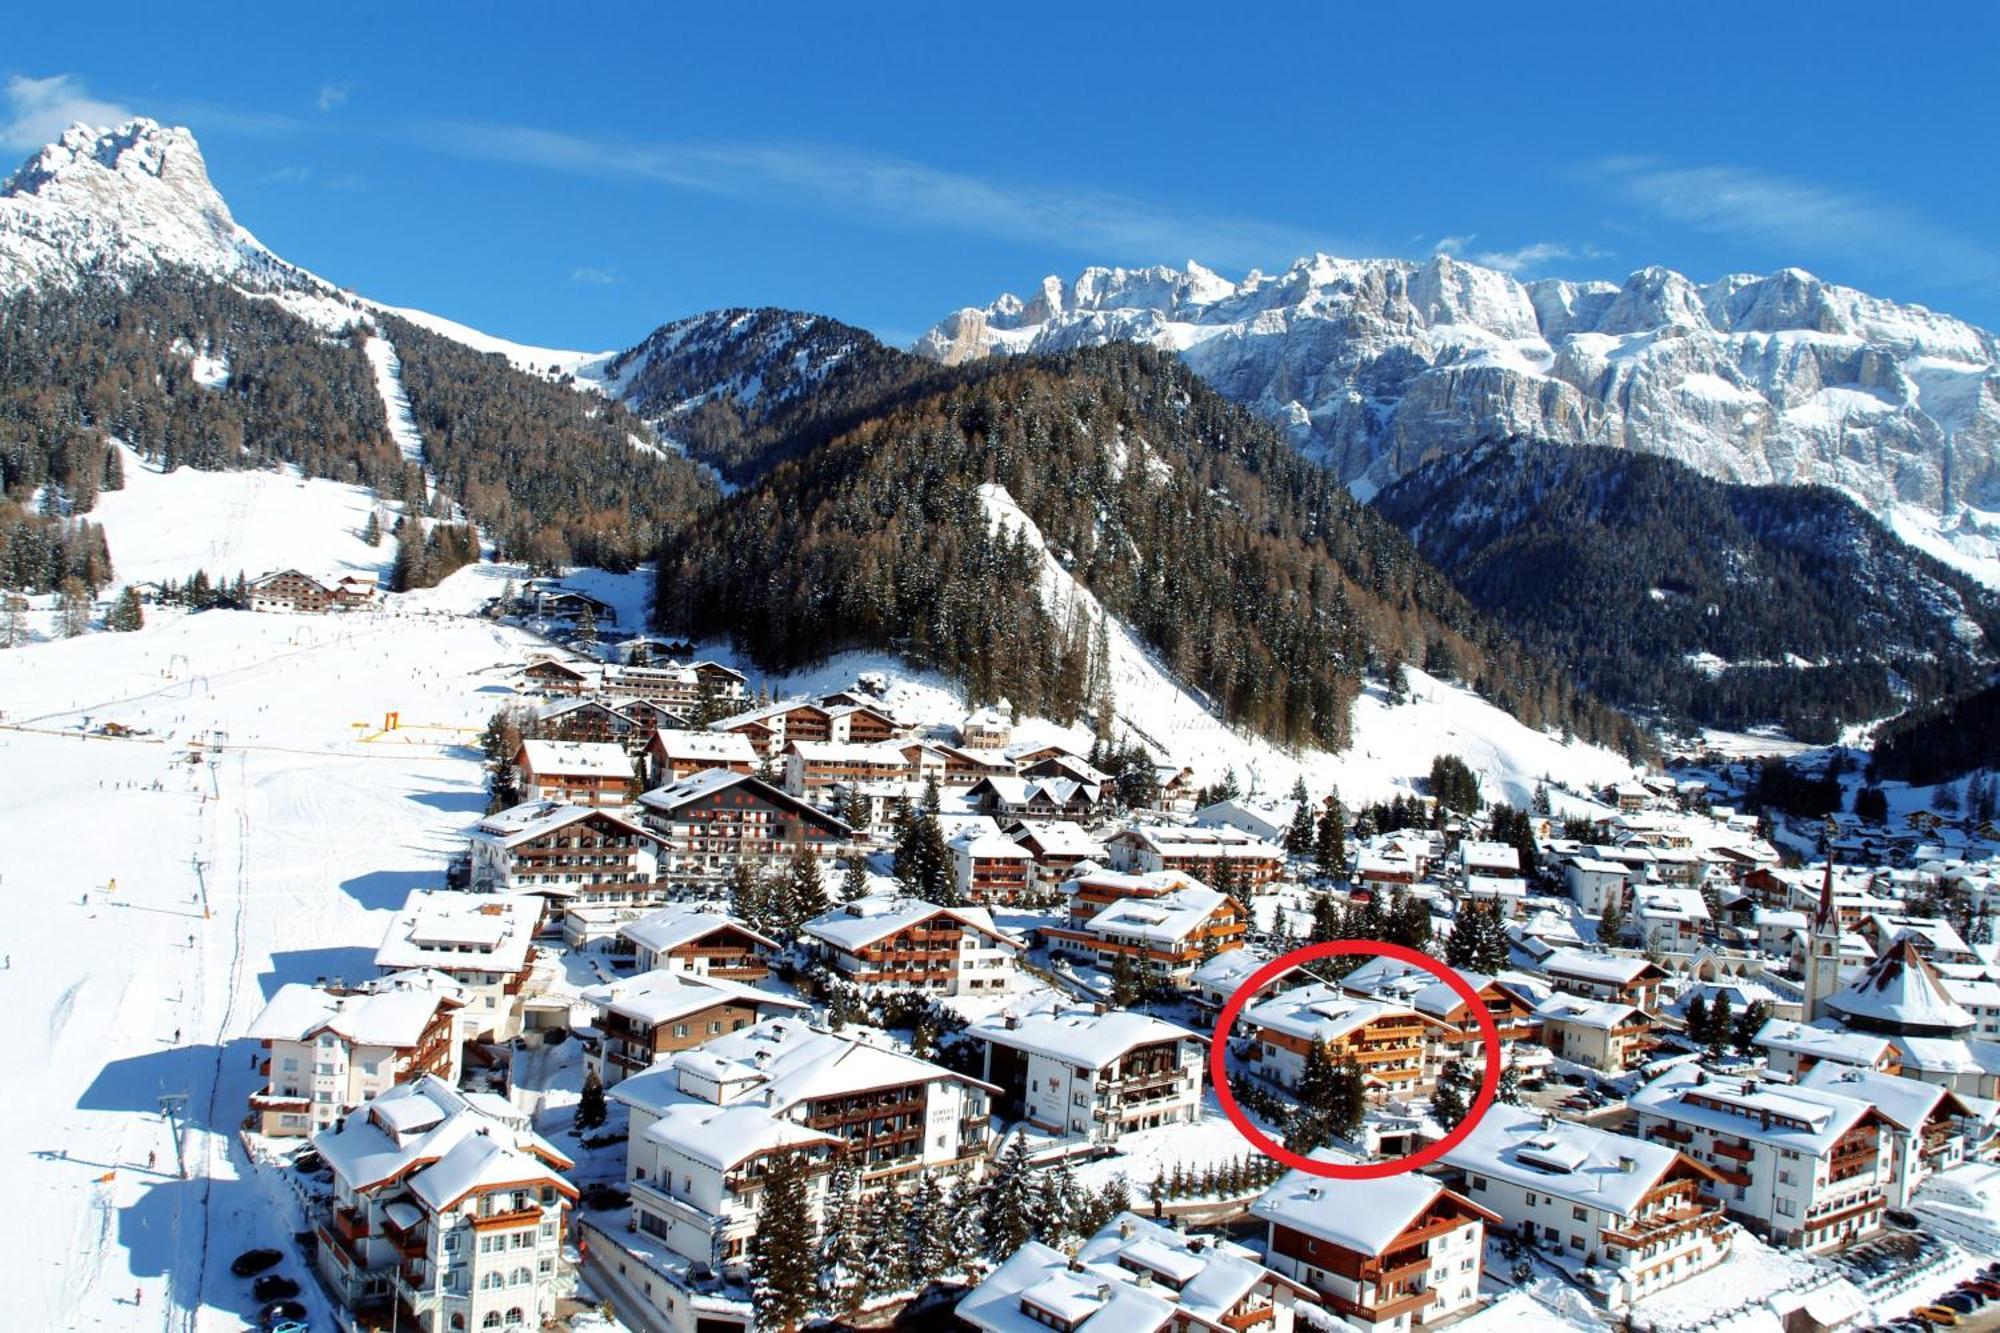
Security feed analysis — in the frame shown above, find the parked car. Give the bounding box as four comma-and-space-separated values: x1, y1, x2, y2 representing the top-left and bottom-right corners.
252, 1274, 300, 1301
1885, 1208, 1918, 1228
258, 1298, 308, 1329
1911, 1306, 1960, 1326
230, 1249, 283, 1278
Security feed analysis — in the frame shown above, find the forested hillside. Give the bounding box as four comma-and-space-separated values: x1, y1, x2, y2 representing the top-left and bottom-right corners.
654, 343, 1647, 756
1871, 683, 2000, 785
1374, 442, 2000, 741
607, 307, 939, 485
381, 313, 717, 570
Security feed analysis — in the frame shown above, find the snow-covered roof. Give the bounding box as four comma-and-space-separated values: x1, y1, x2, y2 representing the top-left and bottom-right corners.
582, 969, 805, 1027
1441, 1103, 1687, 1217
1079, 886, 1229, 944
1632, 887, 1710, 922
951, 827, 1033, 860
375, 891, 538, 973
517, 738, 630, 778
1243, 982, 1437, 1045
1797, 1064, 1959, 1132
1009, 819, 1105, 858
1252, 1153, 1494, 1255
800, 894, 1018, 953
960, 1213, 1288, 1333
618, 906, 776, 956
1192, 947, 1268, 991
654, 730, 758, 763
248, 982, 452, 1048
1541, 948, 1658, 987
1825, 937, 1977, 1036
1567, 857, 1631, 876
786, 739, 913, 765
1465, 875, 1528, 900
470, 798, 651, 849
969, 999, 1204, 1070
638, 1098, 841, 1171
1534, 994, 1644, 1032
1108, 825, 1281, 858
314, 1074, 572, 1205
1461, 840, 1522, 874
1630, 1067, 1877, 1155
1753, 1018, 1894, 1067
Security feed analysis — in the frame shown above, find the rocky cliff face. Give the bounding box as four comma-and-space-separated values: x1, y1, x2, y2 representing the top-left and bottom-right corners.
0, 118, 293, 294
917, 255, 2000, 517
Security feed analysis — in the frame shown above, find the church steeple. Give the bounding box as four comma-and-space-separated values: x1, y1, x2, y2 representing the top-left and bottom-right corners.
1804, 859, 1841, 1022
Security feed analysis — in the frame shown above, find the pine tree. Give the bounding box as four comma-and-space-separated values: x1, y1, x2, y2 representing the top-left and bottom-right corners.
107, 585, 144, 632
785, 845, 829, 928
1533, 782, 1552, 817
906, 1172, 951, 1286
575, 1068, 608, 1131
1685, 994, 1710, 1049
1110, 950, 1144, 1008
983, 1135, 1037, 1259
729, 860, 767, 933
1446, 901, 1507, 973
1733, 999, 1772, 1054
841, 854, 870, 902
750, 1153, 819, 1331
1432, 1059, 1470, 1130
1331, 1059, 1368, 1139
0, 594, 24, 649
1597, 890, 1628, 946
1315, 802, 1347, 880
1285, 780, 1315, 856
361, 508, 382, 546
820, 1155, 864, 1311
945, 1175, 988, 1274
1707, 992, 1734, 1059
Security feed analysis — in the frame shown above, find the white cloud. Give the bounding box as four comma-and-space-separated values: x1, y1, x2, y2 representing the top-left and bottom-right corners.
1471, 241, 1576, 274
266, 164, 312, 184
409, 118, 1342, 270
316, 83, 348, 113
569, 266, 619, 285
0, 73, 132, 152
1433, 233, 1476, 256
1592, 157, 2000, 292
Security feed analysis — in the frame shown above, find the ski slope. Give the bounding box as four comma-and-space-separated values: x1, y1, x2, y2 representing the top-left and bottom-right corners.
90, 443, 391, 591
0, 604, 539, 1332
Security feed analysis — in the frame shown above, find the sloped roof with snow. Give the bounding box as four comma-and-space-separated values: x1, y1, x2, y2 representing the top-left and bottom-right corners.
956, 1239, 1175, 1333
375, 891, 538, 972
314, 1074, 572, 1203
1252, 1154, 1493, 1256
1753, 1018, 1894, 1067
1080, 886, 1229, 944
1630, 1067, 1877, 1154
1825, 937, 1977, 1036
1542, 948, 1658, 987
471, 798, 651, 849
582, 969, 804, 1027
249, 983, 451, 1048
1243, 983, 1438, 1045
618, 905, 776, 955
800, 894, 1018, 952
1798, 1063, 1960, 1131
518, 738, 630, 778
969, 1000, 1204, 1070
1440, 1103, 1685, 1217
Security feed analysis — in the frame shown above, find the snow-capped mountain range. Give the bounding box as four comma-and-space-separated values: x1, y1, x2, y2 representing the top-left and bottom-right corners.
917, 257, 2000, 574
11, 116, 2000, 589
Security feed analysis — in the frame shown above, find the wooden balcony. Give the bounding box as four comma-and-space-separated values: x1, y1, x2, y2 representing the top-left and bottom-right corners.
1648, 1124, 1692, 1145
331, 1206, 370, 1244
1710, 1165, 1751, 1188
469, 1205, 542, 1232
1328, 1286, 1435, 1322
1601, 1205, 1720, 1250
1219, 1304, 1276, 1331
1712, 1139, 1755, 1163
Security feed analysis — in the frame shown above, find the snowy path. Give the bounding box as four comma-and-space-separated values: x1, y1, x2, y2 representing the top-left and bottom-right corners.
362, 332, 428, 470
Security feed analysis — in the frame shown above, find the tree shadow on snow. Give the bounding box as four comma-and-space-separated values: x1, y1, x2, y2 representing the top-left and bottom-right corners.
406, 787, 487, 815
77, 1042, 234, 1131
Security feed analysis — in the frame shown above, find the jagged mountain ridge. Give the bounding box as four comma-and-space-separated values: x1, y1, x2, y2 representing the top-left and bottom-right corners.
917, 255, 2000, 542
1372, 442, 2000, 741
603, 308, 938, 484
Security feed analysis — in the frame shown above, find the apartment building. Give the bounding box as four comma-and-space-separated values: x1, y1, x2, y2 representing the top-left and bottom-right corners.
1041, 881, 1248, 990
968, 1000, 1205, 1145
798, 894, 1021, 995
1253, 1163, 1494, 1333
582, 969, 807, 1085
1628, 1067, 1890, 1250
374, 891, 543, 1042
512, 739, 634, 807
247, 974, 462, 1136
1440, 1104, 1731, 1306
617, 906, 777, 980
1240, 983, 1443, 1100
466, 799, 658, 896
313, 1076, 577, 1333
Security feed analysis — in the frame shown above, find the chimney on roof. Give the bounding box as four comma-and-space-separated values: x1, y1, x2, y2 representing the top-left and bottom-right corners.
1616, 1155, 1634, 1173
1118, 1220, 1133, 1238
1006, 1014, 1020, 1030
1135, 1270, 1153, 1287
1094, 1002, 1108, 1016
1097, 1284, 1113, 1302
1305, 1185, 1322, 1200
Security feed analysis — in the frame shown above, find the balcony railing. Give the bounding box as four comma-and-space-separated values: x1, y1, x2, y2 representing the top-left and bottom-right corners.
1712, 1139, 1755, 1163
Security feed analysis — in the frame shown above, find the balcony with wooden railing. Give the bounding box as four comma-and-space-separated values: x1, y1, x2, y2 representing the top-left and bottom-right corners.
1710, 1164, 1751, 1188
1828, 1135, 1879, 1183
1218, 1302, 1276, 1331
1601, 1205, 1721, 1250
1327, 1286, 1435, 1323
1648, 1124, 1692, 1145
469, 1203, 542, 1232
1711, 1138, 1755, 1163
331, 1206, 370, 1245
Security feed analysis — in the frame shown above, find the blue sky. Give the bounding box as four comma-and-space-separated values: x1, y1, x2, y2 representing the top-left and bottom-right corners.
4, 3, 1997, 349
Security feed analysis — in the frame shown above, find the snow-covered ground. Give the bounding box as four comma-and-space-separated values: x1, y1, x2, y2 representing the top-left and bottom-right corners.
91, 442, 390, 591
0, 603, 536, 1332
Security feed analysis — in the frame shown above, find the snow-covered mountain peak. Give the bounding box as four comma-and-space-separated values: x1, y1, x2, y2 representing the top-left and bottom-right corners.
916, 252, 2000, 551
0, 116, 284, 294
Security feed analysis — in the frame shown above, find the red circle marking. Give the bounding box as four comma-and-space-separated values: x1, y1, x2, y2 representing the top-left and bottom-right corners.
1207, 939, 1502, 1179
